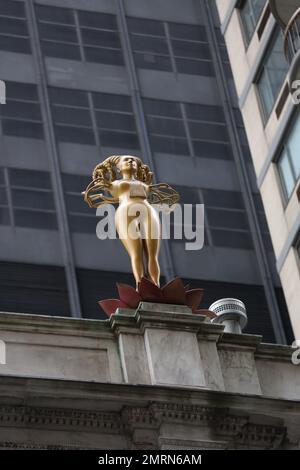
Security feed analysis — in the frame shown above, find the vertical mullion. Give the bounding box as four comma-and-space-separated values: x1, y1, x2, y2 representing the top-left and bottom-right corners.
164, 22, 177, 75
180, 103, 195, 158
88, 92, 102, 151
74, 10, 85, 62
25, 0, 82, 318
4, 168, 15, 229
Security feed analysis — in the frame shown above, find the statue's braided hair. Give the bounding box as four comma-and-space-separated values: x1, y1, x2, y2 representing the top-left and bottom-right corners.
92, 155, 153, 185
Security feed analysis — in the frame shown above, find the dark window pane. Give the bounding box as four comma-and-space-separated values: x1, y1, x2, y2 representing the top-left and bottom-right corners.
38, 23, 78, 43
96, 111, 136, 132
185, 103, 225, 122
2, 120, 44, 139
150, 135, 189, 155
0, 0, 26, 18
174, 186, 199, 204
189, 122, 228, 142
147, 116, 186, 137
41, 41, 81, 60
81, 28, 121, 48
0, 35, 30, 53
211, 229, 253, 249
0, 207, 10, 225
92, 93, 132, 112
52, 106, 92, 126
49, 87, 89, 107
0, 169, 5, 185
84, 46, 124, 65
78, 11, 117, 30
168, 23, 207, 42
207, 208, 249, 230
12, 189, 55, 210
66, 194, 90, 214
127, 17, 165, 36
0, 187, 7, 205
176, 58, 214, 76
193, 141, 232, 160
131, 35, 169, 54
143, 98, 181, 118
55, 125, 95, 145
36, 5, 75, 25
9, 168, 51, 189
62, 173, 91, 192
202, 189, 245, 209
134, 51, 172, 71
7, 82, 38, 101
1, 101, 42, 120
69, 214, 97, 233
0, 17, 28, 35
172, 40, 211, 59
99, 130, 139, 149
14, 209, 57, 230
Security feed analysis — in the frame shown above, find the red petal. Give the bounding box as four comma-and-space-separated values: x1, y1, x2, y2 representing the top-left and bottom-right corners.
162, 277, 186, 304
194, 309, 217, 319
138, 277, 164, 302
185, 289, 204, 312
117, 283, 141, 309
98, 299, 127, 317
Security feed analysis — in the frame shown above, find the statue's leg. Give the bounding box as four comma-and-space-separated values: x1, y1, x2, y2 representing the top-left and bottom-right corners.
115, 208, 144, 288
142, 208, 161, 287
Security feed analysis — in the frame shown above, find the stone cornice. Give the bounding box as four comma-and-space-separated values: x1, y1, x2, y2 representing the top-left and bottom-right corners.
0, 405, 122, 433
255, 342, 296, 362
0, 376, 299, 414
0, 311, 113, 339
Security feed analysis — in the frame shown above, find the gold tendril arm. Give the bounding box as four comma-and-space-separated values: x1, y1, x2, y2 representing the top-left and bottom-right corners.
82, 178, 118, 208
148, 183, 180, 209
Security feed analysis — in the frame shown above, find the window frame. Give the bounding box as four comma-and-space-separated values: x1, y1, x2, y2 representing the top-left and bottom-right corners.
276, 111, 300, 203
238, 0, 267, 48
254, 26, 289, 125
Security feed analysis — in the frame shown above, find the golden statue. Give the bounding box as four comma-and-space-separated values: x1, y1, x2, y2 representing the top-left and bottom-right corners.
82, 155, 179, 288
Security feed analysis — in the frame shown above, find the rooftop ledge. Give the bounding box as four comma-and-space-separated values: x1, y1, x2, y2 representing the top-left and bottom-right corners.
0, 304, 299, 402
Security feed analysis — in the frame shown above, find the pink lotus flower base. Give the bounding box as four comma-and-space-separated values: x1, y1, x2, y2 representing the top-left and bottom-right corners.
99, 277, 216, 319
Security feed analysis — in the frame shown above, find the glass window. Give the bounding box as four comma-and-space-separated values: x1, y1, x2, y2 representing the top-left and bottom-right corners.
143, 97, 232, 160
36, 5, 124, 66
256, 28, 288, 122
278, 112, 300, 199
0, 0, 31, 54
7, 168, 57, 230
239, 0, 266, 45
128, 17, 214, 77
62, 173, 97, 234
0, 81, 44, 139
50, 87, 139, 150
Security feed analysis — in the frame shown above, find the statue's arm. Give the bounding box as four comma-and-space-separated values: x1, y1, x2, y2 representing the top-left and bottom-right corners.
82, 179, 118, 207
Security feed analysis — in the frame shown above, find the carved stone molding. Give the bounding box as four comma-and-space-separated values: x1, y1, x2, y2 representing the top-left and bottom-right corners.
0, 405, 122, 433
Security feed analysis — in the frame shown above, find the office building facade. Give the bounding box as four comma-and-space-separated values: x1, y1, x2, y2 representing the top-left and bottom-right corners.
0, 0, 293, 343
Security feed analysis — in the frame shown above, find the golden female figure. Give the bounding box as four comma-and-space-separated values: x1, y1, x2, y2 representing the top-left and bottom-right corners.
82, 155, 179, 288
